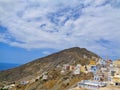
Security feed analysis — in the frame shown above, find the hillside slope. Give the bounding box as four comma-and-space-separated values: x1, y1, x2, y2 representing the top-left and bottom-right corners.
0, 47, 100, 83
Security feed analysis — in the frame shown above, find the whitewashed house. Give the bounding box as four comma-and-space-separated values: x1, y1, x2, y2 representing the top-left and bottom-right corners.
78, 80, 106, 89
3, 86, 10, 89
73, 68, 80, 75
3, 84, 15, 89
61, 69, 65, 74
101, 67, 108, 72
20, 81, 29, 85
94, 75, 101, 81
73, 64, 81, 75
97, 59, 106, 66
42, 74, 48, 80
63, 64, 70, 71
83, 54, 87, 59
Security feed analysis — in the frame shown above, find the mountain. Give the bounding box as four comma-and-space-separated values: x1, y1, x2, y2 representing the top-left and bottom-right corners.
0, 63, 20, 71
0, 47, 100, 89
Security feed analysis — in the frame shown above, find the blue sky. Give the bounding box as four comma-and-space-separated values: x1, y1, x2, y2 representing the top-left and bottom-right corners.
0, 43, 56, 64
0, 0, 120, 64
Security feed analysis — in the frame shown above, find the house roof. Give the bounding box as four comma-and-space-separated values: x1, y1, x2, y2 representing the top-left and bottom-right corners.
113, 77, 120, 83
89, 60, 96, 65
78, 80, 106, 87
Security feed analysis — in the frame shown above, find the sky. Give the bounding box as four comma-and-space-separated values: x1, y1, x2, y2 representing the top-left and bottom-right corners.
0, 0, 120, 64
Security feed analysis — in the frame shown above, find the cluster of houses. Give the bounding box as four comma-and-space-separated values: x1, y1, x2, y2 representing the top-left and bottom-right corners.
59, 54, 120, 90
68, 57, 120, 90
61, 64, 81, 75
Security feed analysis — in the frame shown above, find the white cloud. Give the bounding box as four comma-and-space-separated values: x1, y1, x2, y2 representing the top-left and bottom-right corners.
0, 0, 120, 59
42, 51, 51, 55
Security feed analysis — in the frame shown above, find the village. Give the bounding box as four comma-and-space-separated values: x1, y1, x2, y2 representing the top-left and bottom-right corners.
67, 56, 120, 90
1, 55, 120, 90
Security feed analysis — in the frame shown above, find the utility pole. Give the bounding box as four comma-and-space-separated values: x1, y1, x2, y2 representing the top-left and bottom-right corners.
106, 55, 109, 61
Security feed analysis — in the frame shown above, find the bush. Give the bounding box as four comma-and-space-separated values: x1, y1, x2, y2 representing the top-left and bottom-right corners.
43, 80, 56, 89
0, 88, 8, 90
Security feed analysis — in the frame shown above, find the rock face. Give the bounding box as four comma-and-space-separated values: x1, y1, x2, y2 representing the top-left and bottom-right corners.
0, 47, 100, 83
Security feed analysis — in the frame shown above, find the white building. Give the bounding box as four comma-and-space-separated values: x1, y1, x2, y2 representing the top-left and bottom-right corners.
97, 59, 106, 66
42, 75, 48, 80
20, 81, 29, 85
78, 80, 106, 89
83, 54, 87, 59
73, 64, 80, 75
94, 76, 101, 81
3, 84, 15, 89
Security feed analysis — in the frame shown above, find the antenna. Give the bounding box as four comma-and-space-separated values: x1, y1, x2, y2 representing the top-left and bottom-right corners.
106, 55, 108, 61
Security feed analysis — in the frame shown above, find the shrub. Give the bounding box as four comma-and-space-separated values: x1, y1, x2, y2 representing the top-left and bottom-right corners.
0, 88, 8, 90
43, 80, 56, 89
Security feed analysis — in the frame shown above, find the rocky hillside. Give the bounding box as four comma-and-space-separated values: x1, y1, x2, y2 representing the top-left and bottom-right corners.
0, 47, 100, 84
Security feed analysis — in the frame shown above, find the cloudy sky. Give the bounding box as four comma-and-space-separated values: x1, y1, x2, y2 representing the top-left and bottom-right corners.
0, 0, 120, 64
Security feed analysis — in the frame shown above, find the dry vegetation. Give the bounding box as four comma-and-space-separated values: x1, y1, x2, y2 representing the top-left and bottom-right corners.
43, 80, 57, 89
0, 47, 99, 90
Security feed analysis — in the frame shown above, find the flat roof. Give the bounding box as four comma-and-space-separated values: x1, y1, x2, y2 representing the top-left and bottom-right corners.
78, 80, 106, 86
